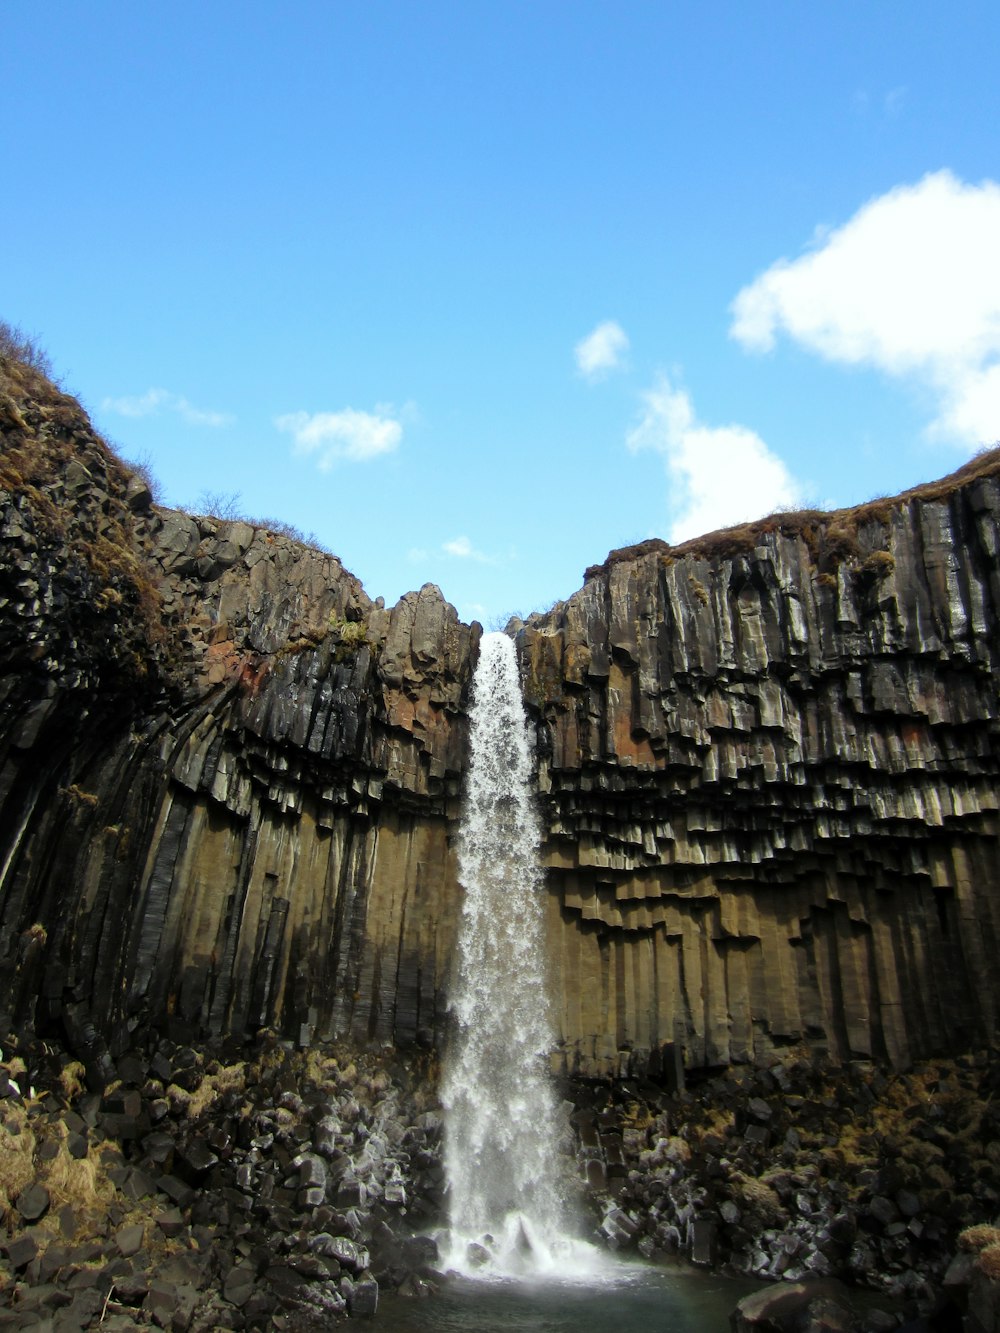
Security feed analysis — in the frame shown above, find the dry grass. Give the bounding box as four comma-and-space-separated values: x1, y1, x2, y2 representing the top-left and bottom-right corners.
59, 1061, 86, 1101
732, 1172, 785, 1225
0, 1105, 38, 1221
959, 1224, 1000, 1253
184, 1061, 246, 1119
40, 1125, 119, 1220
977, 1244, 1000, 1279
0, 321, 53, 378
584, 444, 1000, 583
303, 1049, 340, 1087
0, 1109, 123, 1235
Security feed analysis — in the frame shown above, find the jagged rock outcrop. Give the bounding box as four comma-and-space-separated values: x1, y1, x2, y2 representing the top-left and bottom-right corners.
2, 350, 1000, 1081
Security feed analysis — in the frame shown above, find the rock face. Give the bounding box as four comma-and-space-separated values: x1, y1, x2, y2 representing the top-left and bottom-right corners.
2, 353, 1000, 1081
520, 478, 1000, 1076
0, 356, 477, 1068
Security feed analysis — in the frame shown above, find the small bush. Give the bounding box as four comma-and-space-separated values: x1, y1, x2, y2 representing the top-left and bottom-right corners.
119, 448, 164, 504
0, 320, 53, 377
196, 489, 244, 521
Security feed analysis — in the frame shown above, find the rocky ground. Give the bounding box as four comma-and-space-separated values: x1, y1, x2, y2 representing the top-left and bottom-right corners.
573, 1050, 1000, 1329
0, 1031, 998, 1329
0, 1032, 445, 1329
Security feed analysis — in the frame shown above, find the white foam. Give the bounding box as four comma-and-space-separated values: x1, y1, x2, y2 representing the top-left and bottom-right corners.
441, 632, 590, 1284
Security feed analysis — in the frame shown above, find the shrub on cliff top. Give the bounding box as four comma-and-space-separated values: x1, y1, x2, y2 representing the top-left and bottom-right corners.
0, 319, 53, 378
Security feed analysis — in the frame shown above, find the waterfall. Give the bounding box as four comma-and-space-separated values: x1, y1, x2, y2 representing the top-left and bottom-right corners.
441, 631, 578, 1277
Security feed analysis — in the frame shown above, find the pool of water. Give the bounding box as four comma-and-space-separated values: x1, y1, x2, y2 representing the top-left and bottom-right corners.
377, 1263, 763, 1332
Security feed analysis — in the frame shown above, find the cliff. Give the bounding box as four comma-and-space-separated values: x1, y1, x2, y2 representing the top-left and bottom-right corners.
2, 351, 999, 1081
521, 466, 1000, 1075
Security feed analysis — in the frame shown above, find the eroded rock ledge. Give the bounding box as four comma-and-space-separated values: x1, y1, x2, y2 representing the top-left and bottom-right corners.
2, 353, 1000, 1083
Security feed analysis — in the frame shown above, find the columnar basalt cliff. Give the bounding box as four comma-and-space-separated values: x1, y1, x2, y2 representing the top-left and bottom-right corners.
522, 481, 1000, 1077
2, 353, 1000, 1083
0, 357, 477, 1077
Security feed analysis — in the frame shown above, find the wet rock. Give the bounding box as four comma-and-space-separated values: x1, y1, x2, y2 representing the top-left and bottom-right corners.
690, 1218, 717, 1268
731, 1279, 856, 1332
345, 1271, 379, 1317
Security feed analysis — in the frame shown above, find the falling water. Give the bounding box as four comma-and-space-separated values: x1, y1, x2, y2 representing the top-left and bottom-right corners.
440, 632, 589, 1278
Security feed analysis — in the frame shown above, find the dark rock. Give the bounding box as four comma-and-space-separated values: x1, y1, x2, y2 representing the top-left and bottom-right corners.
345, 1271, 379, 1317
3, 1234, 39, 1269
223, 1264, 257, 1308
145, 1279, 198, 1330
731, 1278, 856, 1332
690, 1219, 717, 1267
868, 1196, 900, 1227
309, 1234, 369, 1272
114, 1274, 151, 1306
67, 1131, 88, 1160
143, 1130, 176, 1165
16, 1181, 50, 1222
176, 1137, 219, 1179
114, 1224, 145, 1257
52, 1288, 105, 1330
155, 1208, 187, 1238
157, 1173, 197, 1208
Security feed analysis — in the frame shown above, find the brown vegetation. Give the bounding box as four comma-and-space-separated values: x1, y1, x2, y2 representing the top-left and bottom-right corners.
585, 444, 1000, 582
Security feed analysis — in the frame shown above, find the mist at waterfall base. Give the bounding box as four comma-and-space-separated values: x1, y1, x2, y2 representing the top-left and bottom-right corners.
433, 634, 750, 1327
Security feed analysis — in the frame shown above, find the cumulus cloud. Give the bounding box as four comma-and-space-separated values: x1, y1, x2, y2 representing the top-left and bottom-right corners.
730, 170, 1000, 447
575, 320, 629, 380
627, 376, 804, 544
102, 388, 233, 427
275, 407, 402, 467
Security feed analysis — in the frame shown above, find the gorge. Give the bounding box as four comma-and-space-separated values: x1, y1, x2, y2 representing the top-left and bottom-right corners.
2, 345, 1000, 1327
2, 351, 998, 1084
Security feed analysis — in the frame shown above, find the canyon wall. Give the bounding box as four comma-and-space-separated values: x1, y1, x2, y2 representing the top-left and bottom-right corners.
2, 355, 999, 1080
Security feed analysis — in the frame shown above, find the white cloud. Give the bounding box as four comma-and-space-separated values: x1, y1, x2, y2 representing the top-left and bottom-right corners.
730, 170, 1000, 447
102, 388, 233, 427
627, 376, 804, 544
443, 535, 494, 563
174, 397, 233, 428
575, 320, 629, 380
275, 407, 403, 467
102, 388, 169, 418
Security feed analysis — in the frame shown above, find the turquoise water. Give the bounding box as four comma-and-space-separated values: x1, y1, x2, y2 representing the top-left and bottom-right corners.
377, 1265, 762, 1331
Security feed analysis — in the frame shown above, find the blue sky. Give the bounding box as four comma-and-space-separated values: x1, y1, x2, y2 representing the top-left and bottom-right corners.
4, 4, 1000, 625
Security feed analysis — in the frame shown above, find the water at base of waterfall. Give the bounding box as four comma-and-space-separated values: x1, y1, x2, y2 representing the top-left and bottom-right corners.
440, 631, 596, 1279
378, 1265, 765, 1332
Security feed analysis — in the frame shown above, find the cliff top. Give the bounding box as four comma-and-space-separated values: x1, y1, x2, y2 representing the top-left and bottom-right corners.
583, 444, 1000, 582
5, 322, 999, 639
